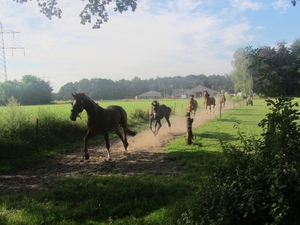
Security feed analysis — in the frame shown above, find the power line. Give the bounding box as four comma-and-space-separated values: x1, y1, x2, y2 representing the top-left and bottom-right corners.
0, 21, 25, 81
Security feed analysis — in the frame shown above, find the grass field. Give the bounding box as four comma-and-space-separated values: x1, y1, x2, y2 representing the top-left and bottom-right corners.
0, 97, 283, 224
0, 98, 191, 119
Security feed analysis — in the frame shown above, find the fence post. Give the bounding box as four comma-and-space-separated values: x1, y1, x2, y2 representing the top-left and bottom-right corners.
35, 118, 39, 135
185, 112, 194, 145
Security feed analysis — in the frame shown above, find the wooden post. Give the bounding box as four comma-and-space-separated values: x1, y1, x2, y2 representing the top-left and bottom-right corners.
35, 118, 39, 135
185, 112, 194, 145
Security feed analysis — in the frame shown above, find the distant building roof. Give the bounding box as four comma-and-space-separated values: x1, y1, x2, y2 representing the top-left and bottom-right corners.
185, 85, 219, 97
172, 89, 190, 95
138, 90, 162, 98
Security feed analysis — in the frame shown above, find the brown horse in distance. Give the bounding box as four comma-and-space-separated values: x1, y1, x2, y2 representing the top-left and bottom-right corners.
70, 92, 137, 161
188, 94, 198, 118
219, 94, 226, 108
203, 90, 216, 114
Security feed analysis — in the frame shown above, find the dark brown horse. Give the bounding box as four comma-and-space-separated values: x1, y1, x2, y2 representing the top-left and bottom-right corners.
70, 92, 137, 161
149, 100, 171, 136
188, 94, 198, 118
219, 94, 226, 108
203, 90, 216, 114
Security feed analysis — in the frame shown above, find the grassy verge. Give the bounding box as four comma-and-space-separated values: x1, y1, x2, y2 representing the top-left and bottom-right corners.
0, 98, 273, 224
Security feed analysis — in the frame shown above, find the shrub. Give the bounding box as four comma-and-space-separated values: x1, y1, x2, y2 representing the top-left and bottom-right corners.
178, 97, 300, 225
0, 96, 32, 140
129, 108, 149, 122
0, 99, 88, 172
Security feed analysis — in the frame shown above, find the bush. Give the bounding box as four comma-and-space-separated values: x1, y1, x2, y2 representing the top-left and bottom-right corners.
129, 108, 149, 122
0, 96, 32, 139
178, 97, 300, 225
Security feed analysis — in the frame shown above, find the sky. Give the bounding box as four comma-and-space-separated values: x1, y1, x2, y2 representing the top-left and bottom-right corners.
0, 0, 300, 93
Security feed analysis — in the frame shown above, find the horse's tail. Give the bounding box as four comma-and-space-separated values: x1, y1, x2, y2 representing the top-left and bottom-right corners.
126, 128, 137, 136
119, 107, 137, 136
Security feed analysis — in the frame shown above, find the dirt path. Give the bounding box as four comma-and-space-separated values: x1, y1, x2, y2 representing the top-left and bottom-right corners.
0, 103, 232, 196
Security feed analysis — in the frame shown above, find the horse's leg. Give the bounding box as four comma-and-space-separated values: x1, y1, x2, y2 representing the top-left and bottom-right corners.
114, 127, 129, 151
155, 120, 162, 135
83, 131, 97, 160
149, 119, 156, 135
165, 117, 171, 132
103, 132, 112, 160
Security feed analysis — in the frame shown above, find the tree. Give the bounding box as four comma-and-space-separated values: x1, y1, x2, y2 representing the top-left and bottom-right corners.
13, 0, 137, 29
290, 38, 300, 74
57, 82, 77, 100
292, 0, 299, 6
231, 47, 253, 96
0, 80, 21, 105
247, 41, 300, 97
19, 75, 53, 105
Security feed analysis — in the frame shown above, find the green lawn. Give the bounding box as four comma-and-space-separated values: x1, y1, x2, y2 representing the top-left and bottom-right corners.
1, 97, 295, 225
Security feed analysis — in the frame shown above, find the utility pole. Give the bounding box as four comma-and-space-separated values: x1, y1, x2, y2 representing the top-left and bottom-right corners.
0, 21, 25, 81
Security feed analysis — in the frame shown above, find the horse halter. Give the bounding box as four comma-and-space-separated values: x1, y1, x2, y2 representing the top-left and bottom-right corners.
71, 97, 84, 119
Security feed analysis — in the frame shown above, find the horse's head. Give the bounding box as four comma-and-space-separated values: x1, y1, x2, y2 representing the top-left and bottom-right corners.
204, 91, 210, 98
70, 93, 84, 121
150, 100, 160, 119
189, 94, 194, 102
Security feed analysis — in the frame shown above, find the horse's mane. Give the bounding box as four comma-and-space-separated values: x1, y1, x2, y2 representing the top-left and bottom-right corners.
74, 92, 100, 108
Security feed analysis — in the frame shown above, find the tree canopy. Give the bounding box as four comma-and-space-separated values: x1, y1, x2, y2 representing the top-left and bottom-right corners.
0, 75, 53, 105
13, 0, 137, 29
13, 0, 298, 29
231, 39, 300, 97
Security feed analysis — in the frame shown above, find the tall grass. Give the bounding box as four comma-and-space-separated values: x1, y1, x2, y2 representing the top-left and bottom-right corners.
0, 97, 87, 172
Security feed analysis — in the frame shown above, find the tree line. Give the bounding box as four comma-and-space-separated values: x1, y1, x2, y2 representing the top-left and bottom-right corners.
54, 74, 233, 101
1, 38, 300, 105
0, 73, 232, 105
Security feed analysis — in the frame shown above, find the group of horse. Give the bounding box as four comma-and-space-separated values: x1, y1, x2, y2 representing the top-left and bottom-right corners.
70, 91, 226, 161
188, 91, 226, 114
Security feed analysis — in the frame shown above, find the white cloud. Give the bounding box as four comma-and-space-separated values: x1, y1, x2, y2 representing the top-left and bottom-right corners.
271, 0, 290, 13
229, 0, 262, 11
220, 23, 255, 46
255, 26, 265, 30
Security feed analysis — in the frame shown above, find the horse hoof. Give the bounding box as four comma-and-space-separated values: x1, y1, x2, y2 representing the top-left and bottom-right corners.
105, 158, 113, 162
124, 142, 129, 150
85, 153, 90, 160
